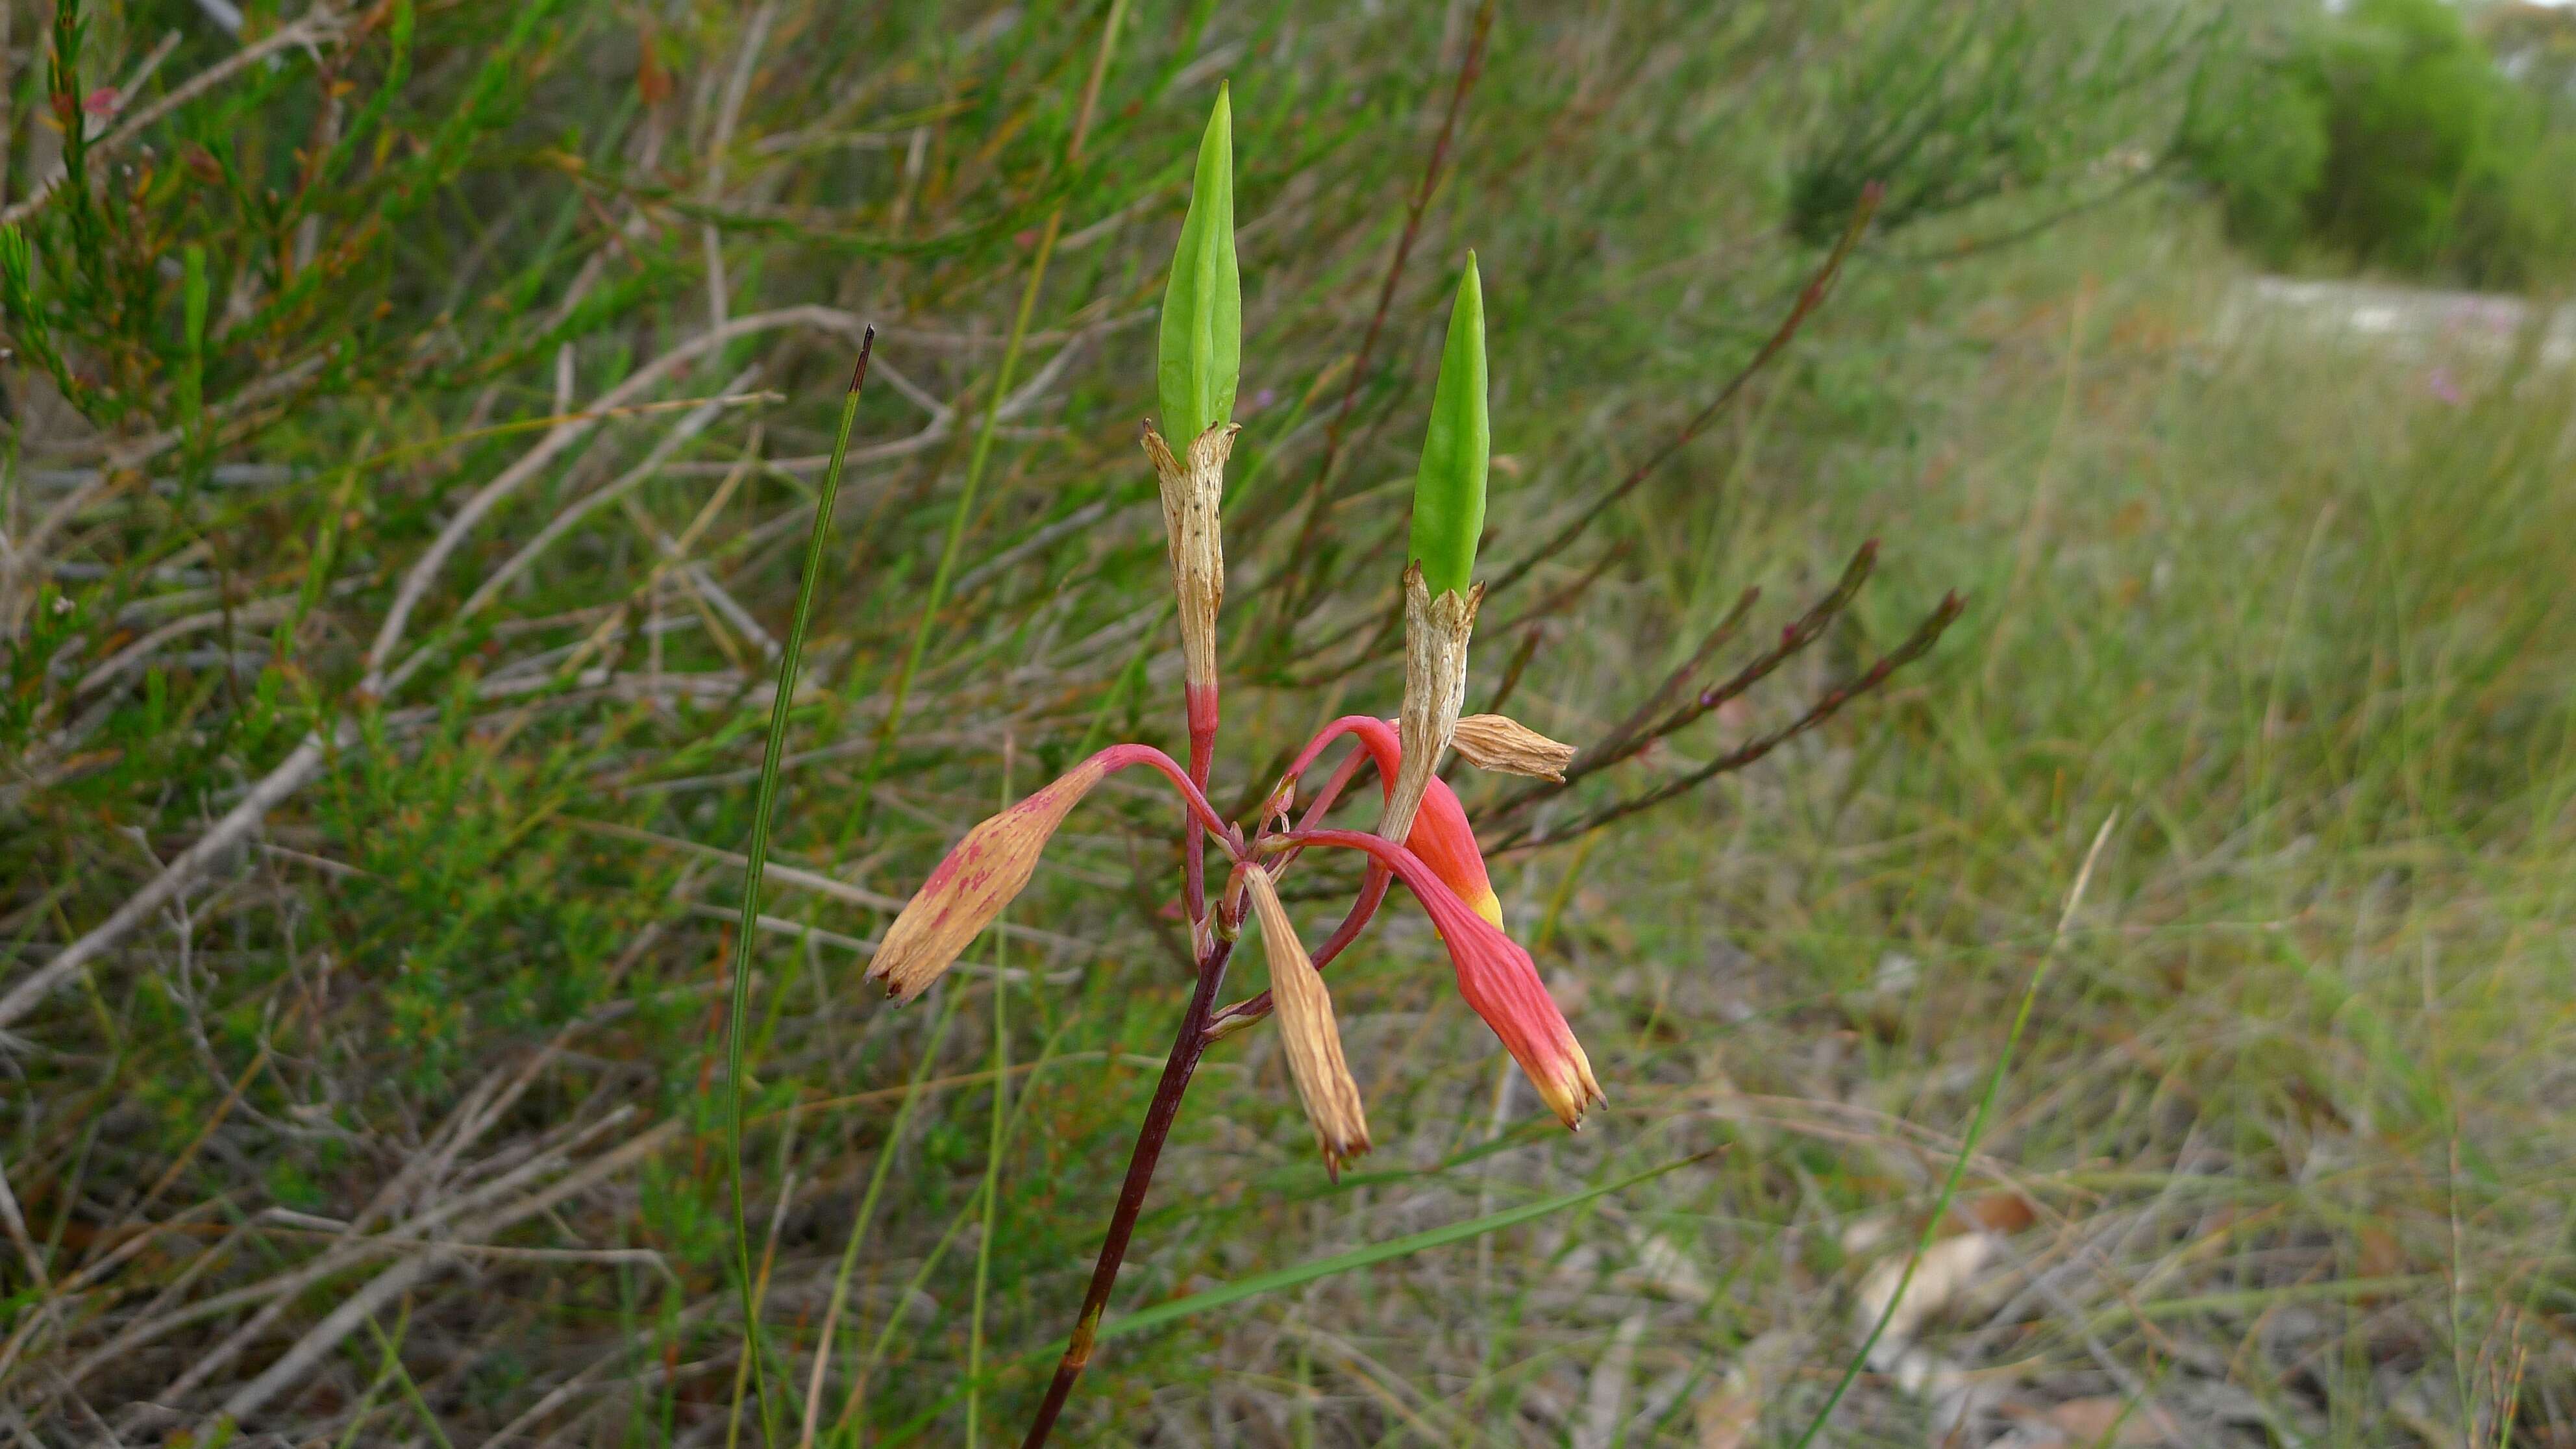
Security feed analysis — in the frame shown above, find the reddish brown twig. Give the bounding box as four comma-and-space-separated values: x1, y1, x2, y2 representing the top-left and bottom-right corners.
1480, 182, 1881, 601
1493, 589, 1964, 852
1019, 936, 1236, 1446
1555, 542, 1876, 791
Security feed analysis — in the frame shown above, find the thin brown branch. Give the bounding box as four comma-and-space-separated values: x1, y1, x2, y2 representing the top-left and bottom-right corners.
1581, 585, 1763, 770
1495, 589, 1963, 852
1480, 182, 1881, 601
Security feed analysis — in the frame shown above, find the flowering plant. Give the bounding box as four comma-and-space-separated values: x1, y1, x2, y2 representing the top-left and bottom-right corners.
858, 89, 1960, 1445
863, 92, 1598, 1441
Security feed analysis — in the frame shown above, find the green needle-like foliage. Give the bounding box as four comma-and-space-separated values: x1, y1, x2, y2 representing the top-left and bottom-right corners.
1158, 84, 1241, 445
1407, 254, 1489, 599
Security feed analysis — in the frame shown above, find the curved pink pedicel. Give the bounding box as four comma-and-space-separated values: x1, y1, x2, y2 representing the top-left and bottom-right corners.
1281, 716, 1501, 926
1292, 828, 1604, 1130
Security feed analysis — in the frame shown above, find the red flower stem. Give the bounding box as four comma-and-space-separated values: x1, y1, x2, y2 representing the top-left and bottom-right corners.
1294, 733, 1380, 828
1181, 686, 1219, 935
1252, 715, 1391, 884
1096, 742, 1237, 845
1020, 934, 1236, 1447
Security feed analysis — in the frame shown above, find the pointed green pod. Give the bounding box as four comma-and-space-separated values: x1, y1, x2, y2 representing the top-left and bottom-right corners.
1407, 254, 1489, 599
1158, 85, 1241, 446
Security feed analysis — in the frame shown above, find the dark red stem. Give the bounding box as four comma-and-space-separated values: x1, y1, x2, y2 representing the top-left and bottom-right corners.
1020, 935, 1236, 1446
1182, 695, 1216, 952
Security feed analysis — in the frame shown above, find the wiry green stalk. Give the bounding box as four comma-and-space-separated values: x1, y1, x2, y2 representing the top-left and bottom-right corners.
967, 752, 1015, 1444
1788, 811, 2118, 1449
724, 330, 874, 1447
849, 0, 1128, 832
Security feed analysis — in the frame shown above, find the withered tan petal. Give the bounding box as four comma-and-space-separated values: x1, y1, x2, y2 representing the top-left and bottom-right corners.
1140, 420, 1237, 712
1451, 713, 1576, 782
1245, 869, 1370, 1174
1384, 563, 1480, 846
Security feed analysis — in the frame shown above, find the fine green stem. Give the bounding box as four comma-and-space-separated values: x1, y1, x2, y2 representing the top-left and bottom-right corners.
836, 1017, 1078, 1441
1787, 810, 2116, 1449
797, 989, 962, 1449
724, 331, 875, 1447
848, 0, 1129, 839
967, 752, 1015, 1444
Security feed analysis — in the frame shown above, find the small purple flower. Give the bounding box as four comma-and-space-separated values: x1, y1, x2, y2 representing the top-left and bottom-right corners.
2427, 368, 2463, 407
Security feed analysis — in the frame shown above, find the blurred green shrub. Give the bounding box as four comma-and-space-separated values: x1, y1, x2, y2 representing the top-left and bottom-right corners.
1788, 0, 2203, 247
2175, 41, 2328, 266
2182, 0, 2576, 287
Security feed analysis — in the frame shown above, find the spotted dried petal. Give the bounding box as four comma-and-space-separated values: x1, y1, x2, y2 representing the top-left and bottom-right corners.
869, 745, 1218, 1003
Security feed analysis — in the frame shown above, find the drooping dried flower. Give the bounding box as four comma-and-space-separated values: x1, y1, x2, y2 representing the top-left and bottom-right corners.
1243, 869, 1370, 1174
868, 745, 1227, 1003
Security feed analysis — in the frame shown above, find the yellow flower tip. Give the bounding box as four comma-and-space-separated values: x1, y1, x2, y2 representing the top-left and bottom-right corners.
1468, 887, 1504, 930
1432, 895, 1602, 1135
865, 756, 1113, 1003
1451, 713, 1576, 783
1530, 1039, 1608, 1131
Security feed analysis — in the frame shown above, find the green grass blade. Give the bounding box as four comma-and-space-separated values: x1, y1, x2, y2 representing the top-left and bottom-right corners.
873, 1151, 1706, 1445
1407, 254, 1489, 597
180, 245, 209, 429
1100, 1150, 1698, 1344
724, 330, 876, 1448
965, 756, 1014, 1446
1787, 810, 2118, 1449
1157, 83, 1240, 444
847, 0, 1129, 843
798, 988, 961, 1448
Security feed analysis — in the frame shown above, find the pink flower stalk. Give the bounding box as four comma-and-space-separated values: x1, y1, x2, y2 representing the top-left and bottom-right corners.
1294, 826, 1604, 1131
1280, 714, 1502, 926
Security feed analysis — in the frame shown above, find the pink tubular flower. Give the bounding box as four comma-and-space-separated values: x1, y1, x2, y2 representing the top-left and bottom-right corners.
868, 745, 1229, 1003
1282, 715, 1502, 926
1295, 826, 1604, 1130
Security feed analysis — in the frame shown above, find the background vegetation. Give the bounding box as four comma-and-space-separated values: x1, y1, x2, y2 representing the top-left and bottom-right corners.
2183, 0, 2576, 282
2, 0, 2571, 1444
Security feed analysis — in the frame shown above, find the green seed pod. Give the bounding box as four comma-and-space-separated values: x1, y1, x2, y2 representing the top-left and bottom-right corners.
1158, 85, 1241, 447
1407, 254, 1489, 599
